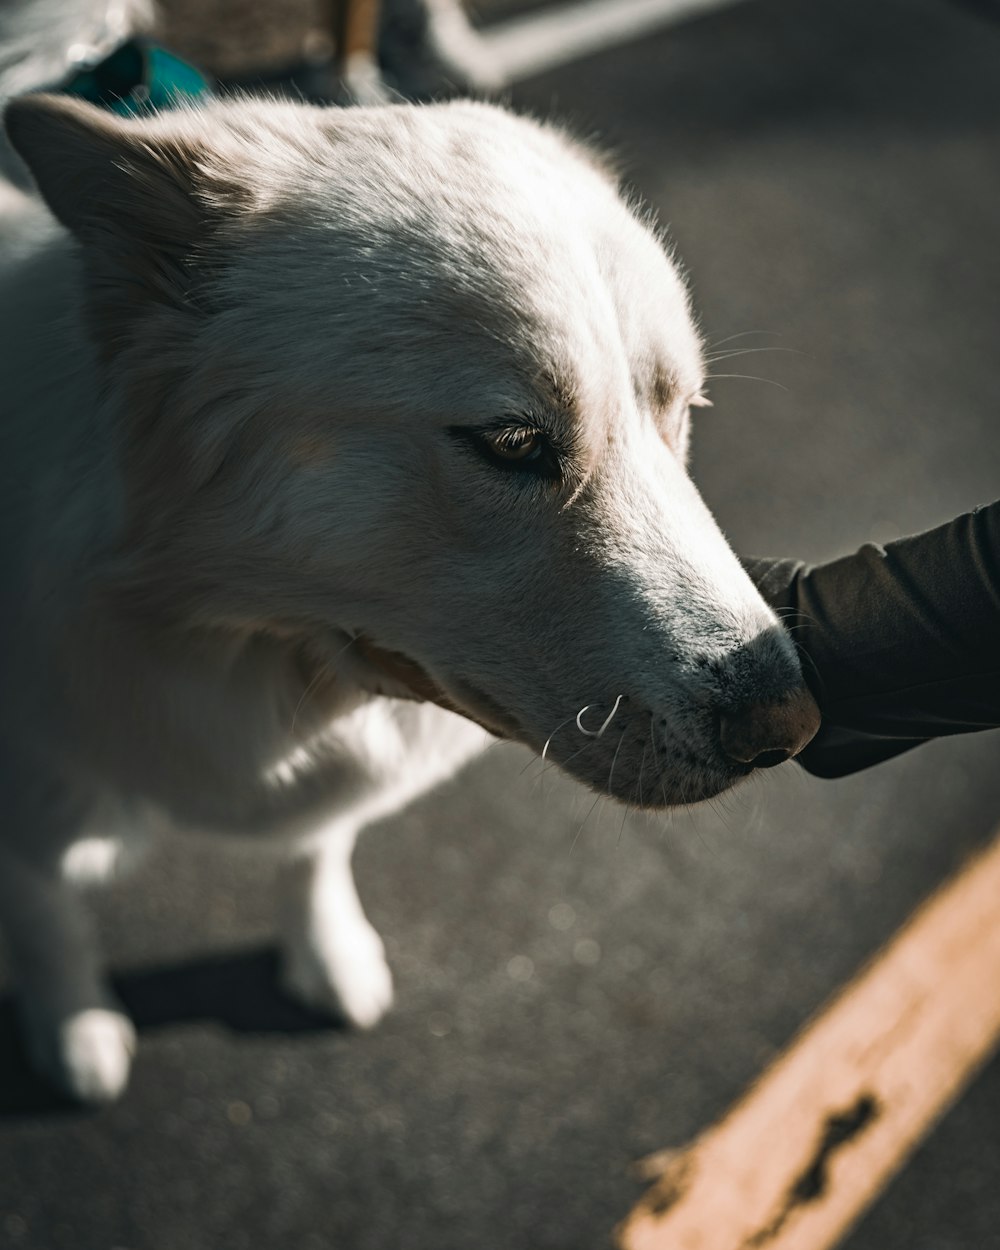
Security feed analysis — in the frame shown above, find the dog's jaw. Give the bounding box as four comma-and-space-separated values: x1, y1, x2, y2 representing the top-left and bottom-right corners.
355, 637, 518, 740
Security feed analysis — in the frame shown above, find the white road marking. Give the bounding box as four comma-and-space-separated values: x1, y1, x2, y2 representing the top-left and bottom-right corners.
481, 0, 747, 83
618, 827, 1000, 1250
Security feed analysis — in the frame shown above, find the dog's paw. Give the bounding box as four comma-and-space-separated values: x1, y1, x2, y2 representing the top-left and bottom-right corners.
281, 918, 394, 1030
21, 1004, 136, 1105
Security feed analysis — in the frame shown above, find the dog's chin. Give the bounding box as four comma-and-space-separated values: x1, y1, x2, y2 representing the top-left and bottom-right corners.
560, 756, 752, 810
538, 721, 757, 809
653, 764, 754, 808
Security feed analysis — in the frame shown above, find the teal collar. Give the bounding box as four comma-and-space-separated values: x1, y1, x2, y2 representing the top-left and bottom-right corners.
59, 38, 211, 115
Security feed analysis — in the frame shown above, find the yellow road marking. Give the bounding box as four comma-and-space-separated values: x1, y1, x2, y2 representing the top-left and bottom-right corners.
618, 828, 1000, 1250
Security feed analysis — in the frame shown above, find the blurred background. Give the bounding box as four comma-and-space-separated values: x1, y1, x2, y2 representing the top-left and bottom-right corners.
1, 0, 999, 1247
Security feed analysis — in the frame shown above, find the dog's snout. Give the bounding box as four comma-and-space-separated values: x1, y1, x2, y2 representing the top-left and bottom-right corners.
718, 686, 821, 769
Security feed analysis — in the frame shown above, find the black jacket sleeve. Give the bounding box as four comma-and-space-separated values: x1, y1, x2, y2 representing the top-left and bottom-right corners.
743, 501, 1000, 778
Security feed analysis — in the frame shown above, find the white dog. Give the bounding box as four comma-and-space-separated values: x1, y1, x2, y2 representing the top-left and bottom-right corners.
0, 91, 819, 1104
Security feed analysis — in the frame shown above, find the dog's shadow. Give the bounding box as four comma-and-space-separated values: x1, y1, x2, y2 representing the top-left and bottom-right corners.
0, 947, 342, 1117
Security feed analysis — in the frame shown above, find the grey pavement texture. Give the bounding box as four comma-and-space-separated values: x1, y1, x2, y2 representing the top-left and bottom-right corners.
2, 0, 1000, 1247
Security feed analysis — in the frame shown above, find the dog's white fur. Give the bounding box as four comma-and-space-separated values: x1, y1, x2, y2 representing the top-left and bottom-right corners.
0, 87, 812, 1103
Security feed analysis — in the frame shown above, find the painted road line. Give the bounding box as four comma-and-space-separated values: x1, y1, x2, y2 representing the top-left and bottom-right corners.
481, 0, 746, 84
618, 827, 1000, 1250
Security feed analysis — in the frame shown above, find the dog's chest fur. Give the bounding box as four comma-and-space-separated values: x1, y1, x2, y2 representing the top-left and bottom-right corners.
28, 590, 481, 841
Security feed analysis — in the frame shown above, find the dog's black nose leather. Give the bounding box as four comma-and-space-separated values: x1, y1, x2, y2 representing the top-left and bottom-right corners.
719, 687, 820, 768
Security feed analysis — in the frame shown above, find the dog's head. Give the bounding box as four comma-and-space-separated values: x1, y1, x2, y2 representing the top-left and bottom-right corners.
5, 94, 818, 805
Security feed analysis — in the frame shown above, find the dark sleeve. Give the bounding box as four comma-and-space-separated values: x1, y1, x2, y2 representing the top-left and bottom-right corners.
743, 501, 1000, 778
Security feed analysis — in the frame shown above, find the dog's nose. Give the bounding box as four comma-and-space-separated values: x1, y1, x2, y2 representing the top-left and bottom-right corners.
719, 686, 821, 768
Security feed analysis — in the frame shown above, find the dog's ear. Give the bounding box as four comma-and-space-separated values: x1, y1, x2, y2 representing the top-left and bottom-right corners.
4, 93, 216, 249
4, 94, 244, 349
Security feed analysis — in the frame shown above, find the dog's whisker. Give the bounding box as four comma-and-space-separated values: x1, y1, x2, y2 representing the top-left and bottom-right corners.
703, 346, 801, 364
290, 650, 340, 733
291, 629, 366, 733
569, 791, 603, 855
531, 736, 594, 785
706, 791, 739, 835
540, 713, 578, 763
705, 330, 782, 350
328, 631, 362, 665
791, 638, 824, 692
576, 693, 625, 738
530, 694, 627, 790
475, 737, 507, 762
617, 798, 632, 846
606, 727, 627, 798
703, 372, 790, 392
772, 605, 821, 628
686, 802, 715, 855
290, 669, 325, 734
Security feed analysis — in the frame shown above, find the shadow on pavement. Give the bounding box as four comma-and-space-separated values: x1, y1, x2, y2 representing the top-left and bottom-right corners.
0, 946, 341, 1118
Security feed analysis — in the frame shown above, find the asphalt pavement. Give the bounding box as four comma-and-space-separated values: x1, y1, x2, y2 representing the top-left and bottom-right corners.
1, 0, 999, 1247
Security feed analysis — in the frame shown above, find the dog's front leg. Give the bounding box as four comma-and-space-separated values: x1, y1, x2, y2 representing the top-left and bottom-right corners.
273, 701, 490, 1028
0, 844, 135, 1103
276, 822, 393, 1029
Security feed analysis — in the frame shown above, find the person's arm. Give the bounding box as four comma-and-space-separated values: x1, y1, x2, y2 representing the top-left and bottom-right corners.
743, 502, 1000, 778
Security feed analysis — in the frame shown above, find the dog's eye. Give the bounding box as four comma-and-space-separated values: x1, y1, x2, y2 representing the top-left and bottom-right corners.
483, 428, 543, 462
448, 425, 561, 481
